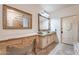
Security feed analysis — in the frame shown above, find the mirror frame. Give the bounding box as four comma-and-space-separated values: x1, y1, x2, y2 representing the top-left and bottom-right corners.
38, 14, 50, 33
3, 5, 32, 29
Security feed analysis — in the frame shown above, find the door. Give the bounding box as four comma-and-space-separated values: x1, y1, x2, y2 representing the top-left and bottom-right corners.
61, 16, 75, 45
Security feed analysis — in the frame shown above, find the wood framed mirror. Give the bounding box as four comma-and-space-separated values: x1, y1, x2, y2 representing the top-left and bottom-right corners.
38, 14, 50, 33
3, 5, 32, 29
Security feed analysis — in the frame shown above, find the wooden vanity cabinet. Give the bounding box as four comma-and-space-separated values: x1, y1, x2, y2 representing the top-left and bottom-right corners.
0, 36, 36, 55
38, 33, 56, 49
0, 33, 57, 55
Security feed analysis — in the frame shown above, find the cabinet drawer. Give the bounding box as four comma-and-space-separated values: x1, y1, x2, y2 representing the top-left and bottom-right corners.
22, 37, 35, 46
6, 39, 22, 45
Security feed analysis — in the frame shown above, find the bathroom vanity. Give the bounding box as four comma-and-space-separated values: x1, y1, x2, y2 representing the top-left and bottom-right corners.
0, 32, 57, 55
35, 32, 57, 54
37, 32, 56, 49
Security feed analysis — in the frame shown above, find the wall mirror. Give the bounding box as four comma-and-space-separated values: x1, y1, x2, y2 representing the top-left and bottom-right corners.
3, 5, 32, 29
38, 14, 50, 34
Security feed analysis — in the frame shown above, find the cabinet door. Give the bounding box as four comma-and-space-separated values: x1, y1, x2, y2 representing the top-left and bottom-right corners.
50, 35, 54, 43
40, 36, 48, 49
47, 36, 51, 45
0, 43, 7, 55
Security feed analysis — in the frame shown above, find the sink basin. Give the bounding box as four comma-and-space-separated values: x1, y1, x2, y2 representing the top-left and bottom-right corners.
38, 31, 56, 36
39, 33, 48, 36
38, 31, 48, 36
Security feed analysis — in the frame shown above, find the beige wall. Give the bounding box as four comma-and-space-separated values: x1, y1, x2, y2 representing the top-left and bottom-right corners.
1, 4, 79, 43
0, 4, 41, 41
50, 17, 60, 42
51, 5, 79, 42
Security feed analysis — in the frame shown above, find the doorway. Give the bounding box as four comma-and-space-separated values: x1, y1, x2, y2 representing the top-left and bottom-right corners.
61, 15, 79, 45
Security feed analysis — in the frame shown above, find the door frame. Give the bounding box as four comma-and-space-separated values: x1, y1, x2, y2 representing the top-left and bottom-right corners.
61, 15, 78, 45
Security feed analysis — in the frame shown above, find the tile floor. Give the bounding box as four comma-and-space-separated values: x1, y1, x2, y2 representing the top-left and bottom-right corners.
49, 43, 75, 55
36, 42, 57, 55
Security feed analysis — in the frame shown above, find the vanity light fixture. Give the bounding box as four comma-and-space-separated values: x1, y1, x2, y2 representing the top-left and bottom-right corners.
39, 10, 49, 18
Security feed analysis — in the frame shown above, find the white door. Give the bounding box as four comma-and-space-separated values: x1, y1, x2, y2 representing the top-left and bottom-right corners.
61, 16, 78, 45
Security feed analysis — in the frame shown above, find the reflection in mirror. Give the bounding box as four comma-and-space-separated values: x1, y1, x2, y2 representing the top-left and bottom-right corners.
22, 17, 29, 28
40, 16, 49, 30
3, 5, 32, 29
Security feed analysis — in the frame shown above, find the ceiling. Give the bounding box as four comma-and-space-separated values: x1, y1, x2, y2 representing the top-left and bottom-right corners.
7, 4, 74, 18
7, 4, 74, 14
39, 4, 73, 13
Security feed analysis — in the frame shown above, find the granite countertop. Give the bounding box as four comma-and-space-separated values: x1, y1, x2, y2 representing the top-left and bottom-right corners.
0, 33, 37, 42
37, 32, 56, 37
0, 32, 56, 42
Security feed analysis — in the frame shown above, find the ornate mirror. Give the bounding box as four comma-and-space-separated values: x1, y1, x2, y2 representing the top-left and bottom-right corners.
3, 5, 32, 29
38, 14, 50, 34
